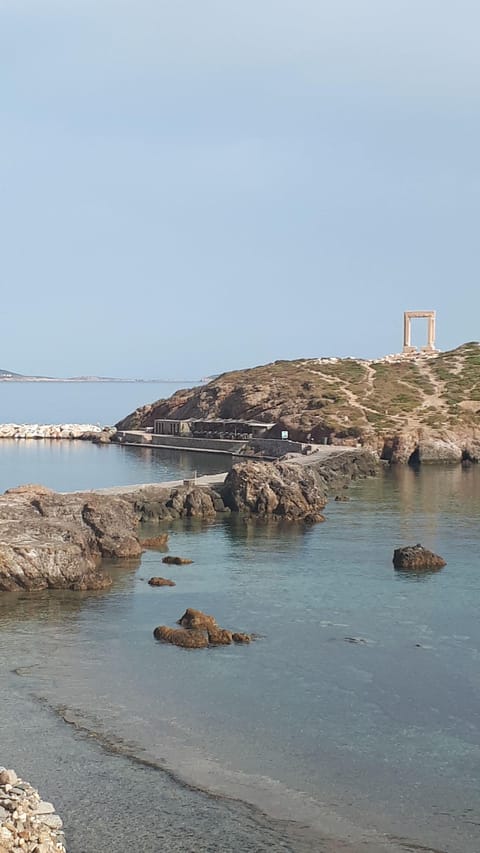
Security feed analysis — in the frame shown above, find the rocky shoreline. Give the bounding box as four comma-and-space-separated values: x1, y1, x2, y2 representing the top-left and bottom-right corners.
0, 451, 378, 592
0, 768, 66, 852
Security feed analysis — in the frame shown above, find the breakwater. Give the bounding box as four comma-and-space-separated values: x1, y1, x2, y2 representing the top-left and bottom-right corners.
0, 424, 111, 440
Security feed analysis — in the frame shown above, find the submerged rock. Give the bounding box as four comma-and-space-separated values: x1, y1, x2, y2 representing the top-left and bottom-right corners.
231, 632, 251, 644
393, 544, 447, 571
148, 576, 176, 587
142, 533, 169, 549
162, 556, 193, 565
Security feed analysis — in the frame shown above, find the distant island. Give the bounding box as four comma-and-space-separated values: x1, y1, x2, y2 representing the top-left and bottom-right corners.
0, 369, 200, 384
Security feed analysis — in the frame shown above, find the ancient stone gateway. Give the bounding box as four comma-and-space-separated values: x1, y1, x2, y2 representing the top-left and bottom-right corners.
403, 310, 437, 354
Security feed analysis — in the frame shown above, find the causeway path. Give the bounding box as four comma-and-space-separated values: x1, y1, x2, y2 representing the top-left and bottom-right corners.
86, 471, 229, 495
83, 446, 359, 496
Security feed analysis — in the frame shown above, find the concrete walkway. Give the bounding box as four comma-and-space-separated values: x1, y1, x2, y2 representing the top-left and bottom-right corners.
87, 471, 229, 496
86, 446, 358, 496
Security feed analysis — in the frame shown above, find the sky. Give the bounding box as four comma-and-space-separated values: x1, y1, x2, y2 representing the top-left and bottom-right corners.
1, 1, 479, 378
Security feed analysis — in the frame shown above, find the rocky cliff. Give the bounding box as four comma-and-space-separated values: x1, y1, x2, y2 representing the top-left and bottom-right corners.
117, 343, 480, 463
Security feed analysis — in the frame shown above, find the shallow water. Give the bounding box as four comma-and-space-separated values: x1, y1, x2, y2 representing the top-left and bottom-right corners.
1, 456, 479, 852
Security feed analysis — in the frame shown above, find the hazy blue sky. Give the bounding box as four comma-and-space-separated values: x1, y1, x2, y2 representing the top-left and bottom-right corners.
1, 1, 478, 378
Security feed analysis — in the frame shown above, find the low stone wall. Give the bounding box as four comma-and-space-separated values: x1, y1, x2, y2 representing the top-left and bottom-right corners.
0, 424, 107, 440
115, 431, 246, 455
115, 431, 307, 457
0, 767, 66, 851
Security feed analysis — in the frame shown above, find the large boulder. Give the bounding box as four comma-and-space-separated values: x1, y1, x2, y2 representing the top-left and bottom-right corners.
222, 460, 326, 522
416, 439, 462, 465
393, 544, 446, 571
0, 487, 142, 592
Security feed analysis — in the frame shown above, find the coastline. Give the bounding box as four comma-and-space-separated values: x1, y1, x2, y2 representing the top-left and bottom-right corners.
2, 672, 319, 853
0, 444, 478, 853
4, 663, 425, 853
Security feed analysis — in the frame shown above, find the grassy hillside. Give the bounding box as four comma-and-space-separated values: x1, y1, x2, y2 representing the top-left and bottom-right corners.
117, 343, 480, 444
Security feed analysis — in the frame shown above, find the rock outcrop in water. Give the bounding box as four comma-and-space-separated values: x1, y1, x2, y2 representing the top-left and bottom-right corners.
221, 450, 378, 522
222, 460, 326, 522
0, 450, 377, 593
0, 767, 66, 852
154, 608, 252, 649
393, 544, 447, 571
0, 485, 142, 591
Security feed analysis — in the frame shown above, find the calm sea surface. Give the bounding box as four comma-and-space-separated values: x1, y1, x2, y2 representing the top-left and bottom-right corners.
0, 384, 478, 852
0, 379, 189, 425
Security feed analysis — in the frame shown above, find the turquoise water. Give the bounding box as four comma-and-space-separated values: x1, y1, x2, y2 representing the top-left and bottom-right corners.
0, 438, 479, 851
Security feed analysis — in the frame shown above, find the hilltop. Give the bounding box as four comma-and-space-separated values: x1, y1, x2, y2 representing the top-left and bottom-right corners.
116, 343, 480, 463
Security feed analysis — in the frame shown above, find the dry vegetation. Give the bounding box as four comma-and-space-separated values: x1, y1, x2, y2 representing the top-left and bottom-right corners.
117, 343, 480, 444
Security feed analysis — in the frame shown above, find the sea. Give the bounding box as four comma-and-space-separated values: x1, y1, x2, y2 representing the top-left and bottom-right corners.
0, 382, 479, 853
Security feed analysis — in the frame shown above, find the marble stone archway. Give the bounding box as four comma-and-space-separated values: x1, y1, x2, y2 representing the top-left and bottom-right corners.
403, 310, 437, 354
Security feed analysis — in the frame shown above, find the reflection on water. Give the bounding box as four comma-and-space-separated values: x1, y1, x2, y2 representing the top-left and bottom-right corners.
0, 440, 229, 492
0, 465, 480, 853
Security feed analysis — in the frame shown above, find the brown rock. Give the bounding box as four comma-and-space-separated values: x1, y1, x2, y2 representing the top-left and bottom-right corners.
177, 608, 217, 630
155, 608, 253, 651
148, 576, 176, 587
232, 632, 252, 643
207, 626, 233, 645
142, 533, 169, 549
222, 460, 327, 522
153, 626, 208, 648
162, 556, 193, 565
393, 544, 447, 571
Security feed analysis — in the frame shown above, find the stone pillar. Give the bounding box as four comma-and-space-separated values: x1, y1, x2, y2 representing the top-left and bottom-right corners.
427, 314, 436, 349
403, 312, 411, 348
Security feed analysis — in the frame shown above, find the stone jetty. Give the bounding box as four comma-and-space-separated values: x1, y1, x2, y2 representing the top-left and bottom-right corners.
0, 767, 66, 852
